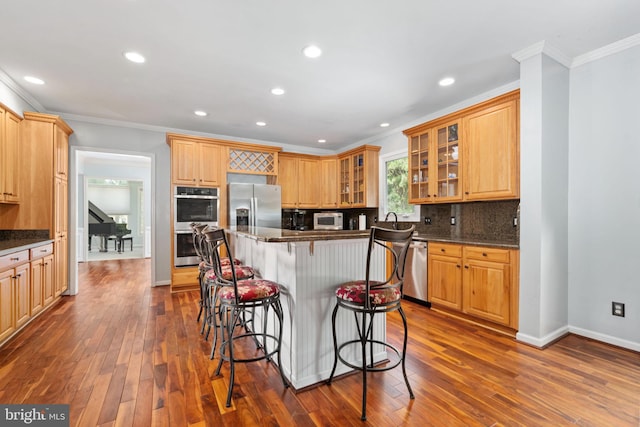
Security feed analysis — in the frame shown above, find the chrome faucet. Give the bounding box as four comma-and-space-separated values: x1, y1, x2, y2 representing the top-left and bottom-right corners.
384, 212, 398, 229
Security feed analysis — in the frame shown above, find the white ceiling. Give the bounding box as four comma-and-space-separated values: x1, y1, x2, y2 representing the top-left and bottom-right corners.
1, 1, 639, 150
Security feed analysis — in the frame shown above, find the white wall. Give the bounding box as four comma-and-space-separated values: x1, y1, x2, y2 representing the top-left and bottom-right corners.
67, 120, 170, 285
568, 45, 640, 349
517, 52, 571, 346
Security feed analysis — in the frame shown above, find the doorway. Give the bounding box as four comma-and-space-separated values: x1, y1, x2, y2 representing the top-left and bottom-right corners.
85, 177, 145, 262
69, 149, 153, 295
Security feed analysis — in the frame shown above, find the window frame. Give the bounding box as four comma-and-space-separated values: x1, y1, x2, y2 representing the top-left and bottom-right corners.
378, 149, 420, 223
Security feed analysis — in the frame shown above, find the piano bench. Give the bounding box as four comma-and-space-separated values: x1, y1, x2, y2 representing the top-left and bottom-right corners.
120, 236, 133, 251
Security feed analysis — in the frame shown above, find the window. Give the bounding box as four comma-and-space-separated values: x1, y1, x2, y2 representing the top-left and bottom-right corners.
379, 150, 420, 222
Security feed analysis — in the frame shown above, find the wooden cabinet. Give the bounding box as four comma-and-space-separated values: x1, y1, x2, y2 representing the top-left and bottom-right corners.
54, 125, 69, 179
463, 98, 519, 200
298, 158, 321, 208
462, 246, 513, 326
405, 90, 519, 204
338, 146, 380, 208
408, 120, 461, 203
17, 112, 72, 298
278, 154, 321, 208
30, 251, 54, 317
54, 238, 67, 296
0, 268, 15, 342
1, 243, 55, 346
0, 103, 22, 204
14, 262, 30, 329
170, 139, 222, 186
427, 243, 463, 310
320, 157, 338, 208
428, 243, 519, 329
0, 249, 30, 342
278, 154, 299, 208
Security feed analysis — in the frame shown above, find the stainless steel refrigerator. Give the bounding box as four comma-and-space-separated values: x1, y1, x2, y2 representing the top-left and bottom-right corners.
228, 183, 282, 228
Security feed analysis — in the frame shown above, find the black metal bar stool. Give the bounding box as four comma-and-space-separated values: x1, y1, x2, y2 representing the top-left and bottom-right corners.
192, 224, 251, 339
204, 228, 288, 407
326, 225, 415, 421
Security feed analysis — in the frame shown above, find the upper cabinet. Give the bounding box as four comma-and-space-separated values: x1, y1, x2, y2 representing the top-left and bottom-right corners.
408, 120, 461, 203
405, 90, 519, 204
170, 139, 221, 186
167, 133, 281, 187
463, 98, 519, 200
320, 157, 338, 209
338, 145, 380, 208
278, 153, 321, 209
0, 103, 22, 204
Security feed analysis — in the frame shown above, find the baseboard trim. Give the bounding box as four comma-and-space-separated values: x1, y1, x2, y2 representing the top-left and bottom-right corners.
516, 326, 570, 348
568, 326, 640, 353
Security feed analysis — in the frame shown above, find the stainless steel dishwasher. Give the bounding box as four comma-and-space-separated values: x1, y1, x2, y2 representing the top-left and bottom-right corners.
396, 239, 430, 307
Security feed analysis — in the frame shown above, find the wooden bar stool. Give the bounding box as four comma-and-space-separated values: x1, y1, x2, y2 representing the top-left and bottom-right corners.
326, 225, 415, 421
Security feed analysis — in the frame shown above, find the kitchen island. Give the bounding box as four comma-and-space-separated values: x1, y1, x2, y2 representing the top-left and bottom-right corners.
227, 226, 387, 390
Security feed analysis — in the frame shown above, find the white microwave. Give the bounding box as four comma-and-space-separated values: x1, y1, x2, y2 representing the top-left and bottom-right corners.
314, 212, 343, 230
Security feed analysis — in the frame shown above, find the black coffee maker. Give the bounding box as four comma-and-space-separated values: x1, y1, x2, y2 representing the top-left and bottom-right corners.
291, 210, 307, 230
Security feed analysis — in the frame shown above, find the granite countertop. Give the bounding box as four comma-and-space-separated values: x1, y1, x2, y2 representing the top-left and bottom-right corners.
229, 226, 371, 242
0, 238, 55, 257
411, 233, 518, 249
229, 226, 519, 249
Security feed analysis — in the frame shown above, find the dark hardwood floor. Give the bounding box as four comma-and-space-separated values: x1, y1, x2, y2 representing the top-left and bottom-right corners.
0, 258, 638, 426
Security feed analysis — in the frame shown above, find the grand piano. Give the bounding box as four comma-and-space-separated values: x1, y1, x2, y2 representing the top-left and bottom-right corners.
88, 201, 131, 253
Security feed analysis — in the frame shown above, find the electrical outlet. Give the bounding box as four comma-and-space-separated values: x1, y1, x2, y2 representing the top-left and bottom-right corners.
513, 217, 518, 227
450, 217, 456, 225
612, 302, 625, 317
373, 216, 378, 223
424, 217, 432, 225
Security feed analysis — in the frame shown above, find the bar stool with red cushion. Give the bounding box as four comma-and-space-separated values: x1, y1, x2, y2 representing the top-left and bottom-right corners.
204, 228, 288, 407
326, 225, 415, 421
193, 224, 252, 341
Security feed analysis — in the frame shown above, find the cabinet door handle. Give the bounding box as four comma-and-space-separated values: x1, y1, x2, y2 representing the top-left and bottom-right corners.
440, 248, 445, 252
482, 252, 487, 257
464, 265, 469, 269
456, 264, 461, 268
465, 191, 469, 195
10, 257, 19, 261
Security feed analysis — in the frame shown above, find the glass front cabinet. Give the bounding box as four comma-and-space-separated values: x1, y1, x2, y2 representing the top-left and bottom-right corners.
338, 146, 380, 208
408, 120, 462, 204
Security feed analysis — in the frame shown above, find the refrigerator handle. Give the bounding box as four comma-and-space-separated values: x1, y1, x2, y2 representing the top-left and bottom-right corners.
253, 197, 258, 227
250, 197, 256, 227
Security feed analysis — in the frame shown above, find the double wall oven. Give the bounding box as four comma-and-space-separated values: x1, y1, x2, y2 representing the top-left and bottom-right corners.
174, 186, 219, 267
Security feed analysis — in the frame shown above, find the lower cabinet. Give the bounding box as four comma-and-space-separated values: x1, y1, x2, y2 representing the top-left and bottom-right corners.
31, 252, 54, 316
0, 250, 30, 343
428, 243, 519, 330
1, 243, 56, 347
54, 237, 68, 296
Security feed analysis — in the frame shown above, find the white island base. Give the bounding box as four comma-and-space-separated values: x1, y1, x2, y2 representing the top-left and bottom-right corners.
229, 230, 387, 390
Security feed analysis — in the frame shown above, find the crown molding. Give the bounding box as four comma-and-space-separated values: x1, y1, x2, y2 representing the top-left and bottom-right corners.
0, 68, 45, 111
572, 32, 640, 67
511, 41, 572, 68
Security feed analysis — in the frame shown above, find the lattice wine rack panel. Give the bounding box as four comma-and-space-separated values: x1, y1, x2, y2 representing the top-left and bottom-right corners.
228, 149, 277, 174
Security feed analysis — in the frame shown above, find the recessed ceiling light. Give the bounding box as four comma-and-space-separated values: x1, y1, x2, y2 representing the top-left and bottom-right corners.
302, 45, 322, 58
194, 110, 207, 117
318, 139, 326, 143
256, 121, 267, 127
380, 123, 390, 128
124, 51, 146, 63
271, 87, 285, 96
439, 77, 455, 87
24, 76, 45, 85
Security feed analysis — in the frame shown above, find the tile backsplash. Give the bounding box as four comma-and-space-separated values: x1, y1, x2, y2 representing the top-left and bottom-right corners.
281, 200, 519, 244
378, 200, 520, 244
